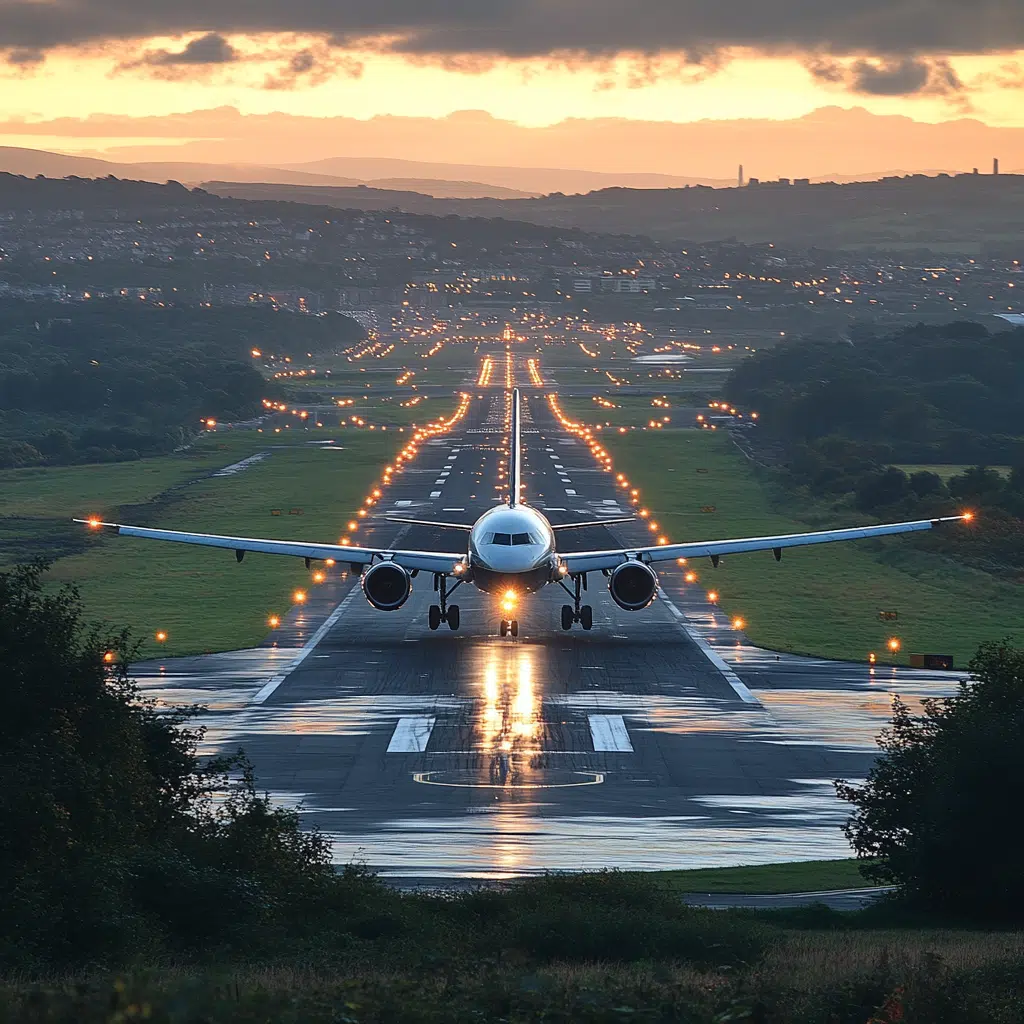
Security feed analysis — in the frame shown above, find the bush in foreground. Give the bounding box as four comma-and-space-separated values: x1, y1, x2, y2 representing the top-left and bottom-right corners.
838, 640, 1024, 922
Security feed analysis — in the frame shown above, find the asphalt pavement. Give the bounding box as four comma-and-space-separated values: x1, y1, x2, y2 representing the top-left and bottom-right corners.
133, 354, 961, 882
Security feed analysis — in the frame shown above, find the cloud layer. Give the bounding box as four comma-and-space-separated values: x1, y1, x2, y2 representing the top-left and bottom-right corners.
0, 1, 1022, 60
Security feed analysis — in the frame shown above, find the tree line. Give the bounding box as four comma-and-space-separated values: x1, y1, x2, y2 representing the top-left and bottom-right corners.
726, 321, 1024, 573
0, 300, 363, 467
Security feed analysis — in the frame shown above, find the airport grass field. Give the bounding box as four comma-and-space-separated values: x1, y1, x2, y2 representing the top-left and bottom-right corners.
602, 429, 1024, 666
1, 427, 398, 657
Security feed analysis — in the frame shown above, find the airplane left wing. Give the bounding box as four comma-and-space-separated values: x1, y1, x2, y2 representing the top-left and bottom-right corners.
560, 515, 970, 574
74, 520, 465, 575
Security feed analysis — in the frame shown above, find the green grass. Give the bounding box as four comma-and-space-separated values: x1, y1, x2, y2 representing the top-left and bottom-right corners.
651, 859, 871, 894
4, 430, 399, 658
602, 430, 1024, 665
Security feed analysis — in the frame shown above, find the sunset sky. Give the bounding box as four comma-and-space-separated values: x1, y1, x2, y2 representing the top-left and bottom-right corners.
1, 2, 1024, 167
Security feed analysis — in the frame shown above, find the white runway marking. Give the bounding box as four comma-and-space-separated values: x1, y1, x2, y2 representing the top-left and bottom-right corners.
387, 717, 436, 752
565, 488, 577, 495
589, 715, 633, 752
395, 499, 412, 507
430, 490, 442, 498
658, 590, 762, 706
250, 587, 361, 705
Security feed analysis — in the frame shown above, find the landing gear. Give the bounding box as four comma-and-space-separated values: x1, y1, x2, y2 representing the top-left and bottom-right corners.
500, 618, 519, 638
429, 574, 464, 631
558, 574, 593, 630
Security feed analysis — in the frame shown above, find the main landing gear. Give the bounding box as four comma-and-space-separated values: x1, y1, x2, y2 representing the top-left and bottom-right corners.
428, 574, 462, 631
558, 573, 593, 631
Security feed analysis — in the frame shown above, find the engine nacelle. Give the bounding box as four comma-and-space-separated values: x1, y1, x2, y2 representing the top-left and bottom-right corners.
608, 560, 658, 611
362, 562, 412, 611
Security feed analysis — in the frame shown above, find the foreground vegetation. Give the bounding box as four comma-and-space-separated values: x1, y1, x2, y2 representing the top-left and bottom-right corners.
602, 428, 1024, 664
3, 564, 1023, 1020
655, 859, 872, 895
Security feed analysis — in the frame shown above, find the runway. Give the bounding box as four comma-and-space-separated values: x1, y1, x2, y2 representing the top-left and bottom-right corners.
133, 356, 961, 878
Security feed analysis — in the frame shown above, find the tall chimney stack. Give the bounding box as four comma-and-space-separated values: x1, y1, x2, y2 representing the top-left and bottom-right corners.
738, 164, 745, 188
994, 157, 1000, 175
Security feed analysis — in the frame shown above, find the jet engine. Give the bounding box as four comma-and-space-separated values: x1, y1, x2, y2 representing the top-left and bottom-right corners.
608, 561, 658, 611
362, 562, 412, 611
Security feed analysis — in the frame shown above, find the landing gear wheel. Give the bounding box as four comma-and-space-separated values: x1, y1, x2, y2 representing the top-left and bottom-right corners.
500, 620, 508, 637
447, 604, 460, 631
561, 605, 574, 631
428, 604, 441, 631
510, 619, 519, 638
580, 605, 593, 631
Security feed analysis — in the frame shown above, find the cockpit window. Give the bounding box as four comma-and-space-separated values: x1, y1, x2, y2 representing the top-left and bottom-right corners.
489, 532, 512, 545
512, 532, 538, 545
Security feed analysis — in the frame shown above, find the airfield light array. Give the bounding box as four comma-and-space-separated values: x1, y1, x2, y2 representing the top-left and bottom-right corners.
546, 391, 748, 635
264, 391, 473, 633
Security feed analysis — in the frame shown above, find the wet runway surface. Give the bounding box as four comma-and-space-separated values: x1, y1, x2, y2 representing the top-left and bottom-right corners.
134, 356, 962, 878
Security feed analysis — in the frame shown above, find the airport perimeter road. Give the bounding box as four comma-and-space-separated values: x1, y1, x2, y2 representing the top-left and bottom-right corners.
134, 354, 961, 879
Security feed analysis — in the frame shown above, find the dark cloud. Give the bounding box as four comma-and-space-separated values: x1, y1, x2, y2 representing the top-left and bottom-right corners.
262, 48, 363, 89
808, 56, 966, 99
5, 46, 44, 65
1, 1, 1023, 61
130, 32, 238, 67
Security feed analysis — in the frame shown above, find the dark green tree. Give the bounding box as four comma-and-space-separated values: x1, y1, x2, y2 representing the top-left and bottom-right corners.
837, 641, 1024, 921
0, 562, 335, 966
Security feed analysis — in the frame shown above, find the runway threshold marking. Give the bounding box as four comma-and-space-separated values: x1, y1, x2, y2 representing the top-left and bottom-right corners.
250, 585, 362, 705
657, 589, 762, 706
387, 716, 437, 752
589, 714, 633, 752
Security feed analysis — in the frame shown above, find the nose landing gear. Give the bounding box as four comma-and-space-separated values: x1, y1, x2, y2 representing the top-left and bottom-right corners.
428, 574, 463, 631
499, 618, 519, 638
558, 573, 593, 631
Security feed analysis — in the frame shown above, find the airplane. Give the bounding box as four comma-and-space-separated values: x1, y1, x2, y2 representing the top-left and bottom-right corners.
77, 388, 971, 638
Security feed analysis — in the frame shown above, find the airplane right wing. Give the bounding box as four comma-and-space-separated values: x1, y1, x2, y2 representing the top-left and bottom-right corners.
560, 514, 971, 574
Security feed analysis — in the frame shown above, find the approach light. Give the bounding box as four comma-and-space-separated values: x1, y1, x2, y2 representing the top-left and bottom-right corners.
103, 651, 116, 664
87, 517, 101, 529
962, 510, 975, 522
708, 591, 719, 603
312, 570, 326, 583
685, 571, 697, 583
293, 590, 307, 604
868, 652, 877, 665
155, 631, 167, 643
888, 637, 901, 653
268, 615, 280, 628
732, 617, 745, 630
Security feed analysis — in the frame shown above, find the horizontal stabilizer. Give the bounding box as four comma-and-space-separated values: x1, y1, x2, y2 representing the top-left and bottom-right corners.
384, 517, 474, 531
550, 517, 636, 531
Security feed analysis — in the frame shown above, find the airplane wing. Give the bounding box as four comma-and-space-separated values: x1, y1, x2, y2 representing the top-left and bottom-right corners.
74, 520, 465, 575
560, 515, 970, 575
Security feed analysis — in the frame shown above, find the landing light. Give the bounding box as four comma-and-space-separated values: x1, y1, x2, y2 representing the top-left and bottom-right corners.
155, 630, 167, 643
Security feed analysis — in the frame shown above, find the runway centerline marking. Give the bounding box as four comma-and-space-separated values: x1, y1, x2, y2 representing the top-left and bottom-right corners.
589, 715, 633, 752
387, 717, 437, 752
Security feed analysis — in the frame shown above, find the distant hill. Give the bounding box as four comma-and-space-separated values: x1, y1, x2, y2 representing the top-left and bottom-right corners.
202, 175, 1024, 253
0, 147, 537, 199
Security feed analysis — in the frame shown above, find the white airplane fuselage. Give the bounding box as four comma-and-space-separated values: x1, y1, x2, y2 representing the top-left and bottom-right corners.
466, 503, 558, 594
